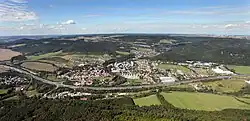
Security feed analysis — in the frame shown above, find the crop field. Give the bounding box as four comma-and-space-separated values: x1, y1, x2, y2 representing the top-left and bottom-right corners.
21, 62, 58, 72
160, 92, 250, 111
227, 65, 250, 74
202, 79, 247, 93
157, 64, 190, 73
27, 50, 63, 60
0, 48, 21, 61
133, 95, 161, 106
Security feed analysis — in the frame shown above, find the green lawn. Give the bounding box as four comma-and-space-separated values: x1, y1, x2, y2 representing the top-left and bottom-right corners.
202, 79, 247, 93
157, 64, 190, 73
4, 96, 19, 101
116, 51, 130, 55
227, 65, 250, 74
27, 50, 63, 60
161, 92, 250, 111
133, 95, 161, 106
25, 90, 40, 97
127, 79, 144, 85
0, 89, 8, 94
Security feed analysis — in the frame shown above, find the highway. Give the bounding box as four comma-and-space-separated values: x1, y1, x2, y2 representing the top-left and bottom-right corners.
1, 64, 233, 91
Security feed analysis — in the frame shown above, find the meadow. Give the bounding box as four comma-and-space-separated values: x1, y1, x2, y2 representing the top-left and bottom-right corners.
160, 92, 250, 111
133, 95, 161, 106
227, 65, 250, 74
0, 89, 8, 94
202, 79, 247, 93
27, 50, 63, 60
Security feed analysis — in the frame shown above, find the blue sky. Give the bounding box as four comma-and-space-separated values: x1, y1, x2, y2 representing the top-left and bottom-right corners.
0, 0, 249, 35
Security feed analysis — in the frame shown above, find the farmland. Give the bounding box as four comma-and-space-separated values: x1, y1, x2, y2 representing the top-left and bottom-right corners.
133, 95, 161, 106
21, 61, 58, 72
0, 65, 9, 73
227, 65, 250, 74
202, 79, 247, 93
0, 48, 21, 61
160, 92, 250, 111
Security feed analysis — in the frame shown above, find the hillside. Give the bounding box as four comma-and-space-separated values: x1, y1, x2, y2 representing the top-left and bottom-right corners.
155, 38, 250, 65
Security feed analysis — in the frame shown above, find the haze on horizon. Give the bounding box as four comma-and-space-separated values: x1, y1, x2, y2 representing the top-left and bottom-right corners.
0, 0, 250, 36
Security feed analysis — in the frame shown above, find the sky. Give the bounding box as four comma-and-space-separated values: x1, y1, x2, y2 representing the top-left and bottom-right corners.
0, 0, 250, 36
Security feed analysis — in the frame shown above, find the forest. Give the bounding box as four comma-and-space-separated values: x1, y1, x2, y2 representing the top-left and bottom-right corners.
1, 96, 250, 121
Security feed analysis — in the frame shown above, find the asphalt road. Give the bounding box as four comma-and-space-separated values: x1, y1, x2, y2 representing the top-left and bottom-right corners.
1, 64, 232, 90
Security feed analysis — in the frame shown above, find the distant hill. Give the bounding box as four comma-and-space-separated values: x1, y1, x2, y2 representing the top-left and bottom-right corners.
155, 38, 250, 65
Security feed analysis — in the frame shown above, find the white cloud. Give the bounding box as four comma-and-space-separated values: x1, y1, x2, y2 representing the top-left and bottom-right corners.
9, 0, 27, 3
162, 5, 250, 16
61, 20, 76, 25
0, 0, 38, 22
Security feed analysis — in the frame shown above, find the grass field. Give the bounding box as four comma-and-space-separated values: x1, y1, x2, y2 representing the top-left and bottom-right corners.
0, 89, 8, 94
202, 79, 247, 93
116, 51, 130, 55
47, 75, 64, 82
21, 62, 58, 72
161, 92, 250, 111
133, 95, 161, 106
27, 50, 62, 60
25, 90, 40, 97
4, 96, 19, 101
157, 64, 190, 73
227, 65, 250, 74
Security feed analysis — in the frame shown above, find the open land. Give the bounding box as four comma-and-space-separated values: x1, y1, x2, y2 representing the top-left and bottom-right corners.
202, 79, 247, 93
0, 48, 21, 61
227, 65, 250, 75
161, 91, 250, 111
21, 61, 58, 72
133, 95, 161, 106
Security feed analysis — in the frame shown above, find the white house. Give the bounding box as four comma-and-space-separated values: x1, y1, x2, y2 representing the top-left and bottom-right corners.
159, 77, 176, 83
212, 67, 234, 75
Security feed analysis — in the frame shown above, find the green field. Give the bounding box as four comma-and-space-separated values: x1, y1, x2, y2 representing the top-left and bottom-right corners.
157, 64, 190, 73
133, 95, 161, 106
27, 50, 63, 60
227, 65, 250, 74
25, 90, 40, 97
0, 89, 8, 94
4, 96, 19, 101
202, 79, 247, 93
116, 51, 130, 55
161, 92, 250, 111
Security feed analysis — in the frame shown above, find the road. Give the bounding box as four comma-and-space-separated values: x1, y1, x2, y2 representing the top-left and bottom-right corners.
1, 64, 233, 91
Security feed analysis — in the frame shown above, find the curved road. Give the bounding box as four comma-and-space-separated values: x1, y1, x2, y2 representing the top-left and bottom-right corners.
1, 64, 233, 90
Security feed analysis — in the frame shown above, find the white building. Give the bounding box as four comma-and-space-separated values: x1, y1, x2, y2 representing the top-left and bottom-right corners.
212, 67, 234, 75
159, 77, 176, 83
245, 80, 250, 84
